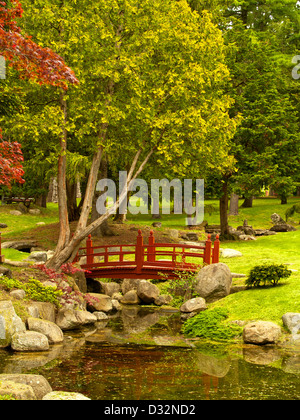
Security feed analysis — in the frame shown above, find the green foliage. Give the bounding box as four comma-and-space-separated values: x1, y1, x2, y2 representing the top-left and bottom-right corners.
0, 394, 16, 400
159, 270, 199, 308
182, 308, 243, 342
245, 264, 292, 288
285, 204, 300, 221
0, 276, 63, 306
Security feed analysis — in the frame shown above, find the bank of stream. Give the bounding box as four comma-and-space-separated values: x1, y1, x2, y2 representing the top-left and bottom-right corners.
0, 307, 299, 400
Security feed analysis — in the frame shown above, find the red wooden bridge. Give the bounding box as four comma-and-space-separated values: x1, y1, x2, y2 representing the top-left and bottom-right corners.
74, 230, 220, 280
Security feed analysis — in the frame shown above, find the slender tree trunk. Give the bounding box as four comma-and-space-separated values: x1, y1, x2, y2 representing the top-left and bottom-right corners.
220, 179, 229, 236
56, 92, 70, 253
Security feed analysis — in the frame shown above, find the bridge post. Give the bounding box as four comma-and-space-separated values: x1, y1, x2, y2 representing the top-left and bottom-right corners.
212, 234, 220, 264
136, 229, 144, 273
0, 232, 4, 263
204, 234, 212, 265
86, 234, 94, 265
148, 230, 155, 262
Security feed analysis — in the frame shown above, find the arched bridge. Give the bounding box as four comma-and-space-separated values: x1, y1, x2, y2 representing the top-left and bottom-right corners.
74, 230, 220, 280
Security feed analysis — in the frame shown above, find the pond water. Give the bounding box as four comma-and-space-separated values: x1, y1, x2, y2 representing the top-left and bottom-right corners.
0, 307, 299, 400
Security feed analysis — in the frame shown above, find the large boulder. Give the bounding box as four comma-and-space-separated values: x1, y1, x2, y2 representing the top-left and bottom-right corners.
243, 321, 282, 345
121, 278, 142, 295
0, 300, 26, 348
100, 281, 121, 297
137, 280, 160, 304
0, 374, 52, 400
11, 331, 50, 351
270, 224, 296, 232
55, 309, 83, 331
195, 263, 232, 303
220, 248, 243, 258
27, 317, 64, 344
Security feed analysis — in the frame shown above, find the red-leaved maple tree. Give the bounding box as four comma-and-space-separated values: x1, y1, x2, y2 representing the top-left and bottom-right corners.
0, 129, 24, 187
0, 0, 78, 188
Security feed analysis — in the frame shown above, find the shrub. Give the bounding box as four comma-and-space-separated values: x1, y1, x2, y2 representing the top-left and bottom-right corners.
246, 264, 292, 288
182, 308, 243, 342
159, 270, 199, 308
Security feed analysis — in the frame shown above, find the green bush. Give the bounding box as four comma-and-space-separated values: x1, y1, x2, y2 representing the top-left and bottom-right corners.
0, 395, 16, 400
246, 264, 292, 288
159, 270, 199, 308
0, 276, 63, 307
182, 308, 243, 342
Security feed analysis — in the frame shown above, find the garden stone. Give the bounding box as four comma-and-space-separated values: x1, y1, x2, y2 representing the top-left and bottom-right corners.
195, 263, 232, 303
0, 300, 26, 348
10, 289, 26, 300
243, 321, 282, 345
100, 281, 121, 297
154, 294, 173, 306
271, 213, 285, 224
26, 251, 48, 263
0, 266, 12, 278
55, 309, 83, 331
10, 210, 22, 216
0, 223, 8, 228
137, 280, 160, 304
29, 209, 41, 215
94, 311, 109, 321
169, 229, 179, 240
180, 297, 207, 313
220, 248, 243, 258
11, 331, 50, 351
27, 317, 64, 344
120, 290, 141, 305
0, 374, 52, 400
43, 391, 90, 400
270, 224, 296, 232
282, 313, 300, 335
26, 301, 56, 323
74, 310, 97, 326
0, 380, 36, 400
87, 293, 113, 313
121, 278, 142, 295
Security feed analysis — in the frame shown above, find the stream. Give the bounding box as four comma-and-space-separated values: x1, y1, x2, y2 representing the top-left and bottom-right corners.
0, 307, 299, 400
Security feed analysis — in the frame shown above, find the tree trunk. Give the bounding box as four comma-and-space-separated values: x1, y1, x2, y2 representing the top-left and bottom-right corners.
241, 196, 253, 208
229, 193, 239, 216
220, 180, 229, 236
46, 145, 155, 271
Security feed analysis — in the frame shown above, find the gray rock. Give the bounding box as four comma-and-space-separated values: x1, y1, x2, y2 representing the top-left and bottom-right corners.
137, 280, 160, 304
26, 251, 48, 263
11, 331, 50, 351
270, 224, 296, 232
87, 293, 113, 313
0, 374, 52, 400
29, 209, 41, 215
195, 263, 232, 303
0, 300, 26, 348
282, 313, 300, 335
271, 213, 285, 224
0, 380, 36, 400
0, 266, 12, 278
74, 310, 97, 326
55, 309, 83, 331
27, 317, 64, 344
42, 391, 90, 400
93, 311, 109, 321
0, 223, 8, 228
220, 248, 243, 258
243, 321, 282, 345
10, 289, 26, 300
100, 281, 121, 297
180, 297, 207, 313
154, 294, 173, 306
121, 278, 142, 295
120, 290, 141, 305
10, 210, 22, 216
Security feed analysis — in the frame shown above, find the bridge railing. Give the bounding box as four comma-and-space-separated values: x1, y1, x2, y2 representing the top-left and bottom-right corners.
75, 229, 220, 273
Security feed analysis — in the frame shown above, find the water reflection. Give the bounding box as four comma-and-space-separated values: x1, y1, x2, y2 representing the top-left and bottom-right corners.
0, 307, 299, 400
